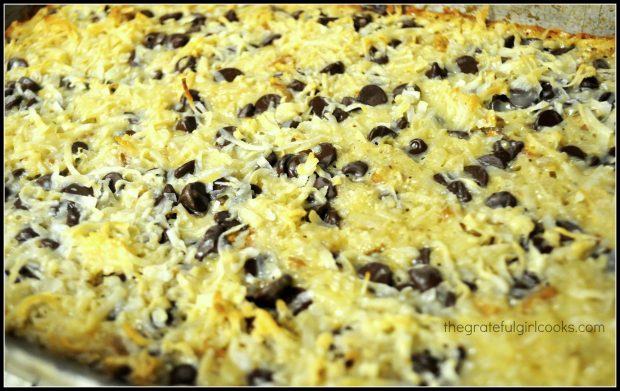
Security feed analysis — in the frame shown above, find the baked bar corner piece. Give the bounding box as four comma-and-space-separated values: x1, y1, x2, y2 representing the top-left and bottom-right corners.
4, 4, 615, 386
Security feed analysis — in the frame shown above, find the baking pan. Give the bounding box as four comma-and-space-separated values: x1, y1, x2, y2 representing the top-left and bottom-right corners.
3, 4, 616, 386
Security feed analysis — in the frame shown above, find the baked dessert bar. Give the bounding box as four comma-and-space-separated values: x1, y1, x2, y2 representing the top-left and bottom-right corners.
4, 5, 615, 386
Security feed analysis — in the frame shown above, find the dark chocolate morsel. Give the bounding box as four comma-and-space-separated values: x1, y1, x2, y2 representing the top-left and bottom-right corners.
485, 191, 518, 208
357, 262, 394, 286
179, 182, 210, 215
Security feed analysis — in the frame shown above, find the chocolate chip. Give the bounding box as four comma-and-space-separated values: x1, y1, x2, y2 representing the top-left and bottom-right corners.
549, 45, 575, 56
463, 165, 488, 187
225, 9, 239, 22
353, 14, 372, 31
291, 10, 303, 20
179, 182, 210, 215
456, 56, 478, 74
401, 18, 421, 28
407, 139, 428, 156
261, 33, 282, 47
388, 39, 402, 48
493, 139, 524, 162
333, 108, 349, 122
322, 207, 341, 226
254, 94, 281, 115
143, 32, 167, 49
478, 154, 507, 169
238, 103, 256, 118
358, 85, 387, 106
341, 96, 358, 107
392, 83, 420, 99
266, 151, 278, 167
438, 290, 457, 307
244, 257, 262, 276
392, 83, 409, 99
446, 181, 471, 202
489, 94, 513, 112
318, 15, 338, 26
14, 197, 28, 210
320, 61, 345, 75
187, 13, 206, 33
66, 201, 80, 226
288, 79, 306, 92
556, 220, 581, 232
368, 47, 388, 64
175, 56, 197, 73
250, 184, 262, 198
579, 76, 599, 90
169, 33, 190, 49
213, 211, 232, 224
425, 62, 447, 79
412, 350, 441, 377
176, 116, 197, 132
246, 274, 294, 309
160, 12, 183, 24
103, 172, 123, 193
409, 265, 443, 292
357, 262, 394, 285
35, 174, 52, 190
15, 227, 39, 242
560, 145, 587, 160
509, 271, 540, 299
314, 176, 337, 199
314, 143, 337, 169
593, 59, 609, 69
588, 156, 601, 167
71, 141, 88, 154
276, 154, 293, 176
485, 191, 518, 208
309, 96, 328, 117
342, 161, 368, 178
7, 58, 28, 70
139, 9, 154, 18
509, 88, 539, 108
598, 92, 615, 105
535, 110, 562, 129
5, 95, 22, 110
62, 184, 94, 197
12, 168, 25, 178
531, 238, 553, 254
174, 160, 196, 178
539, 82, 555, 101
504, 35, 515, 48
39, 238, 60, 249
215, 126, 235, 148
247, 369, 273, 386
169, 364, 196, 386
18, 265, 39, 280
367, 126, 396, 143
195, 224, 225, 260
18, 77, 41, 93
417, 247, 431, 264
285, 154, 306, 178
396, 116, 409, 130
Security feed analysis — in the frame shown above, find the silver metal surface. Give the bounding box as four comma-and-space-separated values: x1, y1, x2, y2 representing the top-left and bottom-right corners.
3, 4, 616, 387
418, 4, 616, 36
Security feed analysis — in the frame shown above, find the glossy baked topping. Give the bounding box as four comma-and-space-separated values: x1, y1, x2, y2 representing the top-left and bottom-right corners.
4, 5, 615, 386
